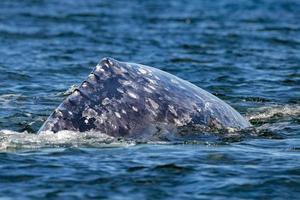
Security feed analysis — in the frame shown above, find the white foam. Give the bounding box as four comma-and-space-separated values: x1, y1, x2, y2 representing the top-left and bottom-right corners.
0, 130, 135, 151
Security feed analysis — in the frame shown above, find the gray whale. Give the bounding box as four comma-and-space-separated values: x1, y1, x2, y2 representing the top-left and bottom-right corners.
39, 58, 250, 139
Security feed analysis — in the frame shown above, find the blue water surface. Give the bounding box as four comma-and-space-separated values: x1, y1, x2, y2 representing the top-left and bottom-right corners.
0, 0, 300, 199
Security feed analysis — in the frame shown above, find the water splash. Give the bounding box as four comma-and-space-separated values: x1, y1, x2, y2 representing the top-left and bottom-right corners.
1, 105, 297, 151
0, 130, 135, 151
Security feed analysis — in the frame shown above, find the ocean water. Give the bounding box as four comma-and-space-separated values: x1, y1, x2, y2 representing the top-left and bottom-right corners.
0, 0, 300, 199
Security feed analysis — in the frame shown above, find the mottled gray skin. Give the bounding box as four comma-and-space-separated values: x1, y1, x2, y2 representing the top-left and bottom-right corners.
39, 57, 250, 139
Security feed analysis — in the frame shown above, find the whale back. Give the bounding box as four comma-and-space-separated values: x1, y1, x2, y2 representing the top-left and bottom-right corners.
39, 58, 250, 138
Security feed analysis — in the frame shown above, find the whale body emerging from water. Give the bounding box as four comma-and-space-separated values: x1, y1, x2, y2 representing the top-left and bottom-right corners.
39, 58, 250, 139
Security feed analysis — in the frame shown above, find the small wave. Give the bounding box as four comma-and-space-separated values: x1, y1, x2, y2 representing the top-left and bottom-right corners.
0, 94, 25, 106
246, 105, 300, 122
245, 105, 300, 138
56, 84, 78, 97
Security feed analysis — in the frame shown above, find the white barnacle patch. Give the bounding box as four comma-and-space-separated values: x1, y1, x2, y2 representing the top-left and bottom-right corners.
126, 63, 132, 68
119, 79, 132, 86
139, 64, 153, 73
154, 75, 160, 80
168, 105, 177, 117
82, 82, 88, 88
88, 74, 97, 83
144, 86, 152, 93
96, 117, 104, 124
179, 85, 185, 90
103, 62, 110, 68
120, 67, 127, 73
102, 97, 111, 105
174, 118, 183, 126
82, 108, 98, 119
127, 91, 139, 99
112, 66, 124, 75
108, 59, 114, 66
115, 112, 121, 118
174, 114, 192, 126
112, 124, 117, 130
70, 90, 80, 99
195, 94, 204, 101
147, 98, 159, 110
132, 106, 138, 112
148, 84, 156, 91
171, 78, 180, 84
55, 109, 63, 118
108, 120, 117, 130
147, 78, 158, 85
117, 88, 124, 94
96, 113, 108, 124
138, 68, 148, 75
95, 65, 105, 72
131, 83, 139, 90
204, 102, 211, 110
